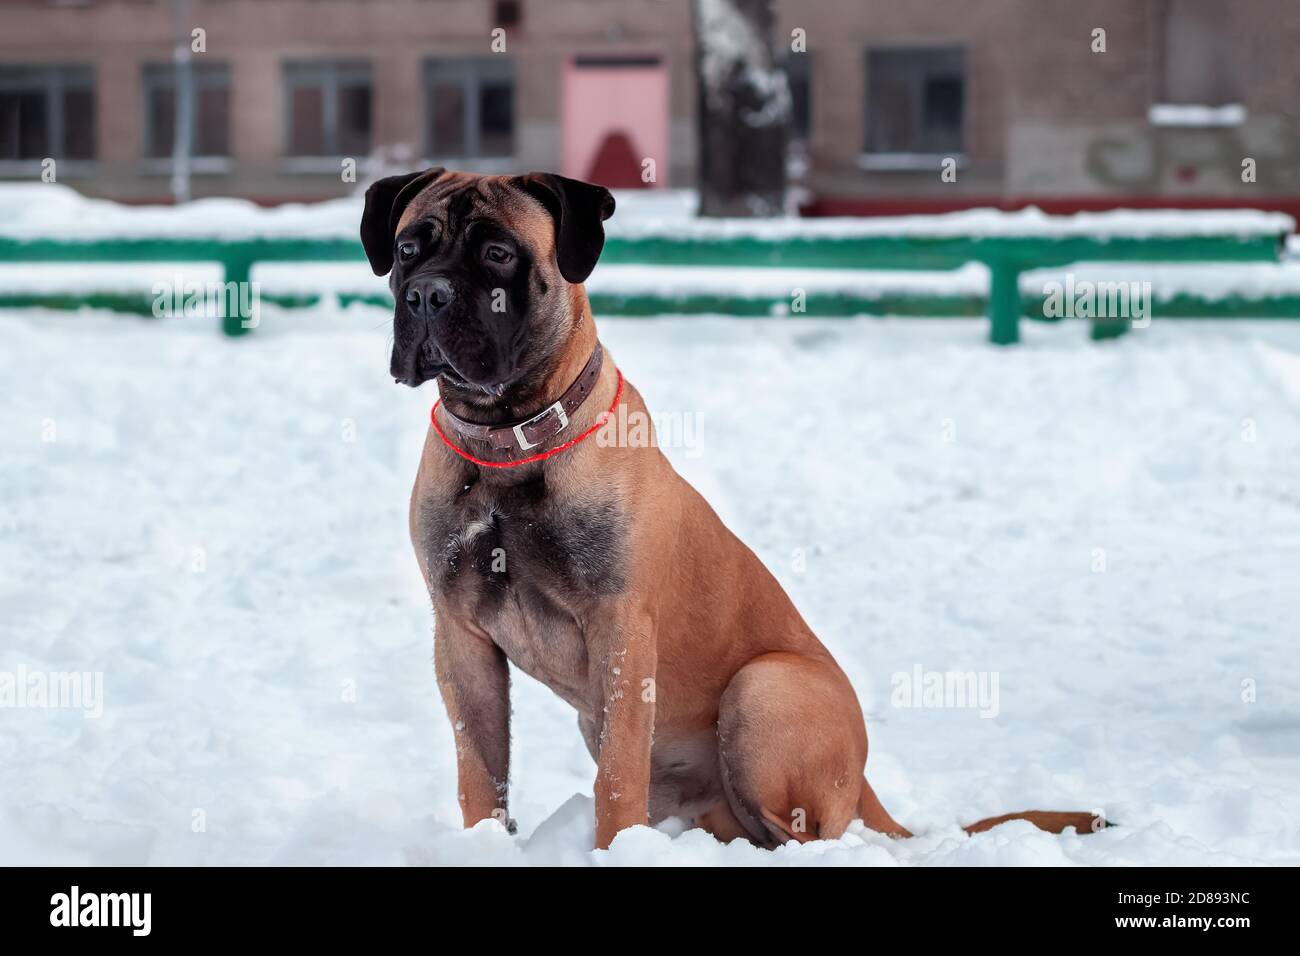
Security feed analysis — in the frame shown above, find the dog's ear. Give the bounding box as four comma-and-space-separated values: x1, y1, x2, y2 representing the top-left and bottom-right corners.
359, 167, 445, 276
515, 172, 616, 284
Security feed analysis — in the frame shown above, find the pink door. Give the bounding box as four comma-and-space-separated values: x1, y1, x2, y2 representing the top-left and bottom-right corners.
562, 54, 669, 189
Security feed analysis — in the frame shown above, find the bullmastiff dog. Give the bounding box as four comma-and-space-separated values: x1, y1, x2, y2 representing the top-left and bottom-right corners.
360, 167, 1098, 850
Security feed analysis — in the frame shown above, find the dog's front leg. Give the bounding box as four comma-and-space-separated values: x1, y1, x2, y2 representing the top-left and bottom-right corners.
588, 606, 657, 849
434, 616, 512, 831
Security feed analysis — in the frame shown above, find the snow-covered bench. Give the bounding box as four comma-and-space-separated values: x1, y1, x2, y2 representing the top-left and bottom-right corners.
0, 184, 362, 335
603, 207, 1294, 342
0, 184, 1291, 341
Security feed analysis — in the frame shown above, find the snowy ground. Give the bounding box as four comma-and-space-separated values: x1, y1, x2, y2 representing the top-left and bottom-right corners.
2, 306, 1299, 866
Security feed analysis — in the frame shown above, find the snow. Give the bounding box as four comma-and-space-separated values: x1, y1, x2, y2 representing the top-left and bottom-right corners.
1, 182, 1290, 243
1148, 103, 1248, 128
692, 0, 783, 120
251, 261, 389, 298
233, 261, 992, 300
0, 183, 361, 241
587, 262, 990, 298
857, 153, 969, 171
1021, 261, 1300, 301
605, 205, 1294, 241
2, 305, 1300, 866
13, 258, 1300, 307
0, 262, 223, 293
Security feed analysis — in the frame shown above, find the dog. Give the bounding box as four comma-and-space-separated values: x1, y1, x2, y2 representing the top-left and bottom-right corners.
360, 167, 1099, 850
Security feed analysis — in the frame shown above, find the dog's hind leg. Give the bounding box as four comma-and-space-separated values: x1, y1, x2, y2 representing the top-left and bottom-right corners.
716, 651, 867, 847
715, 652, 1102, 848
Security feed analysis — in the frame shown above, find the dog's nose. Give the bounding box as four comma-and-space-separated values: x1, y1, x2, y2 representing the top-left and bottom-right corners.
404, 277, 455, 318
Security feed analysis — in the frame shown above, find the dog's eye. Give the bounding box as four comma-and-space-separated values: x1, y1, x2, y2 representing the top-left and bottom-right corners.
484, 244, 514, 265
398, 240, 418, 261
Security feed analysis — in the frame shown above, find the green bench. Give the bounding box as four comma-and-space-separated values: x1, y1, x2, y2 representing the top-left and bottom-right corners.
599, 209, 1294, 343
0, 203, 1291, 342
0, 236, 362, 336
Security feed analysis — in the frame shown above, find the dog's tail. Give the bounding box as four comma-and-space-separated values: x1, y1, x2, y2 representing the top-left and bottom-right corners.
858, 777, 1103, 839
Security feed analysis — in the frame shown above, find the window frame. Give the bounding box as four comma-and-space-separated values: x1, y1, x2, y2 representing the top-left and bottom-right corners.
282, 60, 373, 159
861, 46, 967, 167
0, 64, 95, 163
141, 61, 232, 161
423, 57, 516, 161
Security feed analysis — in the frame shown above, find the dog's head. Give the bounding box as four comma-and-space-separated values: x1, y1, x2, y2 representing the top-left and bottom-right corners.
360, 167, 615, 392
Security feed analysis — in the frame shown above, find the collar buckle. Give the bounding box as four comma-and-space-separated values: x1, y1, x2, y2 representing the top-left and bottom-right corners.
513, 400, 568, 451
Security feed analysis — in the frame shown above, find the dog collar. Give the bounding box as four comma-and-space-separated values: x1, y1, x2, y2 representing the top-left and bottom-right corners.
431, 345, 622, 468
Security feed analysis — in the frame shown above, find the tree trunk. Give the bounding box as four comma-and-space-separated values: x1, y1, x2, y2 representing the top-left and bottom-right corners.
691, 0, 790, 217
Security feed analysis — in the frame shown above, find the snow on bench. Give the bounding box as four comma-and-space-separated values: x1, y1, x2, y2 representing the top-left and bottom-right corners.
0, 183, 1293, 340
1021, 261, 1300, 302
607, 205, 1294, 241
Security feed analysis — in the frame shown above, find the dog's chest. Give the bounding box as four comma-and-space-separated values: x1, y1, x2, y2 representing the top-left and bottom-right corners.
417, 471, 625, 702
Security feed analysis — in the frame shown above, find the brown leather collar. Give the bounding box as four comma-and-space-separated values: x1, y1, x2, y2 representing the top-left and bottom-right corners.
437, 344, 604, 454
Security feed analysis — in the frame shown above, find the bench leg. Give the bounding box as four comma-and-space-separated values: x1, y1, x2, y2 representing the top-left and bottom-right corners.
1090, 317, 1132, 341
988, 261, 1021, 345
221, 253, 257, 337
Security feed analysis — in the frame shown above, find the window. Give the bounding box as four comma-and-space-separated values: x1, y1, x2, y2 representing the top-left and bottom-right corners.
424, 58, 515, 159
864, 48, 965, 155
0, 65, 95, 161
1162, 0, 1234, 105
781, 53, 812, 143
143, 63, 231, 158
284, 61, 372, 157
493, 0, 522, 30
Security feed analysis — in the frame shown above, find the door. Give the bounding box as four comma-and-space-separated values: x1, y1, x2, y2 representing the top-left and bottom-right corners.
562, 54, 669, 189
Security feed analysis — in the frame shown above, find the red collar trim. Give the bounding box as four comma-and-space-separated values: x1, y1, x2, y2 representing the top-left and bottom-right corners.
430, 369, 624, 469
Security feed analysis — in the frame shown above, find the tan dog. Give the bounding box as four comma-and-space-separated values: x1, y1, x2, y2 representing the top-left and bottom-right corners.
360, 168, 1098, 849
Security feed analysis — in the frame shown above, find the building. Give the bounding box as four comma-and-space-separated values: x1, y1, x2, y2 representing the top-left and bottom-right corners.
1, 0, 1298, 216
792, 0, 1300, 216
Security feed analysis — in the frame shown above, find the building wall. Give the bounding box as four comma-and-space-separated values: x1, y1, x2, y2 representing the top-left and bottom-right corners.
0, 0, 1297, 206
0, 0, 698, 201
789, 0, 1300, 205
778, 0, 1020, 201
